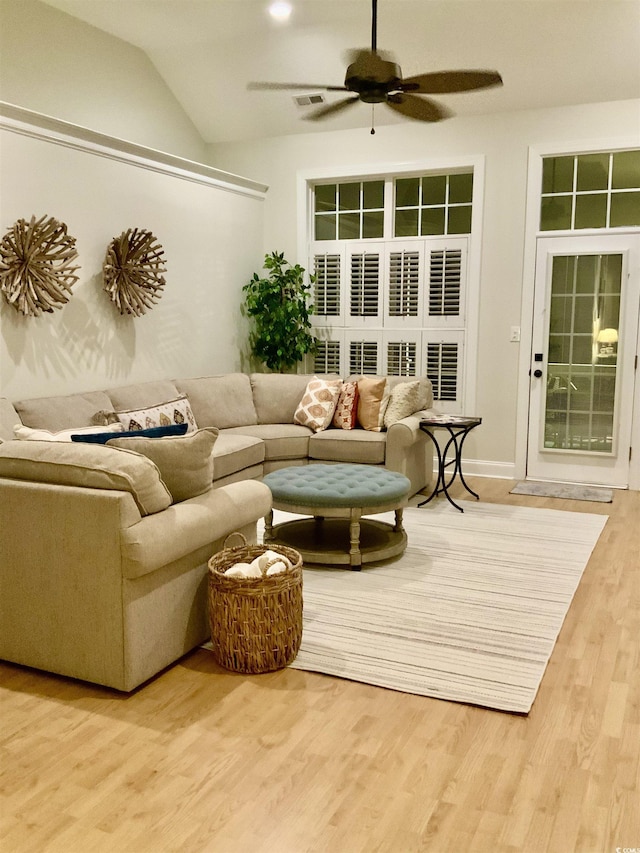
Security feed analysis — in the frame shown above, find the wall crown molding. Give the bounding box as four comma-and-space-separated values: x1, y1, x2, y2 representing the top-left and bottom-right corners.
0, 102, 269, 198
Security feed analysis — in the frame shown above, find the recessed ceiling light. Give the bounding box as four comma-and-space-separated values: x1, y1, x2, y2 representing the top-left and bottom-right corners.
269, 2, 292, 22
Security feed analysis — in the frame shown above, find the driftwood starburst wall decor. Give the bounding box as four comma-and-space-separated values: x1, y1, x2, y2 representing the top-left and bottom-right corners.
103, 228, 167, 316
0, 215, 80, 317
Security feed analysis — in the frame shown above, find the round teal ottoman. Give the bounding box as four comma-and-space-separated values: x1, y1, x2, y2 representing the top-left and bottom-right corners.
263, 463, 411, 569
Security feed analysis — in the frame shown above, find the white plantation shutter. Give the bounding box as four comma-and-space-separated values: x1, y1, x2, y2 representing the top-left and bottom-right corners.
388, 251, 420, 315
384, 242, 424, 329
313, 339, 341, 375
350, 252, 380, 318
346, 333, 381, 375
310, 235, 469, 411
384, 333, 421, 376
424, 238, 467, 328
422, 330, 465, 413
312, 251, 342, 321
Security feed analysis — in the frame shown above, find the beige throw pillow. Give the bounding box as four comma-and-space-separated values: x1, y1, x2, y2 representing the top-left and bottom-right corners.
13, 423, 123, 441
383, 380, 429, 428
293, 377, 342, 433
106, 428, 218, 503
357, 377, 390, 432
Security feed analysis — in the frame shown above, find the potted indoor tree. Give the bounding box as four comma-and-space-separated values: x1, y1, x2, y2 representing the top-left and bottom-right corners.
242, 251, 318, 372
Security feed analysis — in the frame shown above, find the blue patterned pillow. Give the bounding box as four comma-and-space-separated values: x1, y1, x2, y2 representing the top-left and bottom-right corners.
71, 423, 188, 444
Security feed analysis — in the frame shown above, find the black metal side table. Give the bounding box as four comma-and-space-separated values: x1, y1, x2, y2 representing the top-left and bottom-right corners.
417, 416, 482, 513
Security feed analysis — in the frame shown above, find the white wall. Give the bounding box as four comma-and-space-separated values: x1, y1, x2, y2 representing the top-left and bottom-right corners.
0, 0, 205, 162
0, 117, 266, 401
207, 100, 640, 474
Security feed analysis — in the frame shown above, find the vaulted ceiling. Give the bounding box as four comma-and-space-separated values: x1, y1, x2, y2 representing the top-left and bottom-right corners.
42, 1, 640, 144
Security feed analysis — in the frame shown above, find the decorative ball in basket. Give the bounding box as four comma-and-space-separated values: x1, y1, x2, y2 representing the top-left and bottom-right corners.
207, 534, 303, 674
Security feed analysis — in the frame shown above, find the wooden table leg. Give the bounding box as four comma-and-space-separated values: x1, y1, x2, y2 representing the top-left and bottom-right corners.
394, 507, 404, 533
264, 509, 274, 541
349, 509, 362, 569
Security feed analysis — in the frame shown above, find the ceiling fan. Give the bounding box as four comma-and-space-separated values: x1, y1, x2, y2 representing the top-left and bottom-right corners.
248, 0, 503, 125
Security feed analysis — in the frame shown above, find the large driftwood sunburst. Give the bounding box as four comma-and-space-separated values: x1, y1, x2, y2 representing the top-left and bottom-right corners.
103, 228, 167, 316
0, 215, 80, 317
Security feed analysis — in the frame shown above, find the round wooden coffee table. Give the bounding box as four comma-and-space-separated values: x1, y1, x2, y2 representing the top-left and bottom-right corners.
262, 463, 411, 570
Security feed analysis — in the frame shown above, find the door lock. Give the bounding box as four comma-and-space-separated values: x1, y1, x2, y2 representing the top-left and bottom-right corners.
533, 369, 543, 378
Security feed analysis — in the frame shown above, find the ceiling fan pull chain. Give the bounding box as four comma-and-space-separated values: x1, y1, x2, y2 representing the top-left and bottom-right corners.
371, 104, 376, 135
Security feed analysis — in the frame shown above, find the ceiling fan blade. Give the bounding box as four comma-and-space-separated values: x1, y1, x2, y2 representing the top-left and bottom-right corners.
248, 82, 348, 92
386, 94, 452, 123
303, 96, 361, 121
401, 70, 503, 94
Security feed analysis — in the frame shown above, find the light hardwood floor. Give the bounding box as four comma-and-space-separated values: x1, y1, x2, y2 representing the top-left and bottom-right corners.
1, 479, 638, 853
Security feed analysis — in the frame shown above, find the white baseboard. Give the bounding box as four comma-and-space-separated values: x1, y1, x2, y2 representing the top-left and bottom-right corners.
434, 458, 517, 481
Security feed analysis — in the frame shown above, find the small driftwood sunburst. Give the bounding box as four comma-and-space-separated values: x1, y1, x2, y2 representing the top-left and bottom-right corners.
103, 228, 167, 316
0, 215, 80, 317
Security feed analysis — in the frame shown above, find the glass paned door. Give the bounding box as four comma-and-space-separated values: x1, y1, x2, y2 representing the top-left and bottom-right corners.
545, 254, 621, 453
527, 235, 639, 487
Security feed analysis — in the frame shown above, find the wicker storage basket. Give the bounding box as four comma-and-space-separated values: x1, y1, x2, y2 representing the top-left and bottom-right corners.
207, 534, 303, 674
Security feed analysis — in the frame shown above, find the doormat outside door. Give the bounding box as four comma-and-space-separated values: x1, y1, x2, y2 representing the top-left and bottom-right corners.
510, 481, 614, 503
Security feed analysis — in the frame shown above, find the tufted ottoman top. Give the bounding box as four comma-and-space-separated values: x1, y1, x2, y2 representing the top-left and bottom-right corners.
263, 463, 411, 508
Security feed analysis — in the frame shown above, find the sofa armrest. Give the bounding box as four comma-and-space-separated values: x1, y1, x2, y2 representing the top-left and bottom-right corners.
0, 479, 141, 687
121, 479, 272, 579
385, 413, 434, 495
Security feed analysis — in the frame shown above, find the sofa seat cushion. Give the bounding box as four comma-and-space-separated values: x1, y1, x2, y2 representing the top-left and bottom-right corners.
13, 390, 115, 431
213, 432, 265, 480
175, 374, 257, 428
223, 424, 312, 461
309, 428, 387, 465
120, 479, 272, 579
0, 440, 172, 516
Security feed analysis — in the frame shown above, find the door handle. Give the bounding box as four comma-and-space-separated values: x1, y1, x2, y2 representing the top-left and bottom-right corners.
533, 369, 543, 378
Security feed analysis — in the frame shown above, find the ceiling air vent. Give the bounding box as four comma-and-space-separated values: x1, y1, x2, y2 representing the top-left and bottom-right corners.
293, 94, 325, 107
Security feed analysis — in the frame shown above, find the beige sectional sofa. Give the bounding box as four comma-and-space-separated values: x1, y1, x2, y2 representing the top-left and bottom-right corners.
0, 371, 433, 691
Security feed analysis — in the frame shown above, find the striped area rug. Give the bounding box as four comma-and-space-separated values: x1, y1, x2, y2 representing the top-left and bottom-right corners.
278, 502, 607, 713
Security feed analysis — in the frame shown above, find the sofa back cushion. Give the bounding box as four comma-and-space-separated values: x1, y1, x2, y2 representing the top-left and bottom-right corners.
251, 373, 338, 424
175, 374, 257, 429
107, 380, 182, 411
0, 440, 172, 516
13, 390, 115, 431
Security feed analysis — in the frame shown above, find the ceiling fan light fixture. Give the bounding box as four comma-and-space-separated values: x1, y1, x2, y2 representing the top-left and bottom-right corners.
268, 1, 292, 22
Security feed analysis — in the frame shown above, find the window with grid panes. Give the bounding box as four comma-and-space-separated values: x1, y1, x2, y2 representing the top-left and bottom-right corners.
540, 150, 640, 231
309, 170, 473, 411
395, 172, 473, 237
314, 181, 384, 241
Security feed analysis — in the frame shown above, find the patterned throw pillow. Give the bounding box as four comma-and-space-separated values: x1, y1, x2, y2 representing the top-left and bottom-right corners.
332, 381, 359, 430
293, 377, 342, 432
71, 423, 188, 444
383, 380, 429, 428
114, 395, 198, 433
357, 377, 390, 432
